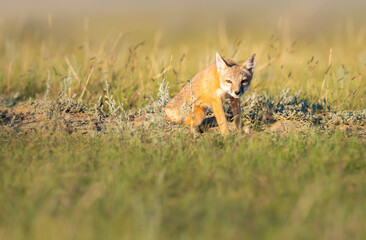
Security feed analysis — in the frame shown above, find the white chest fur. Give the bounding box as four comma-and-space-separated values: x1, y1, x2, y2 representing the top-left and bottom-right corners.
216, 88, 225, 98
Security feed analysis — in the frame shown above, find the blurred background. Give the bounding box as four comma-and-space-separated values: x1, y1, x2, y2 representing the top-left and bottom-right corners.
0, 0, 365, 108
2, 0, 366, 33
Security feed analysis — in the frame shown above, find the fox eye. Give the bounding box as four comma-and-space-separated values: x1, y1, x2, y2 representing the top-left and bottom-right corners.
226, 79, 232, 84
241, 79, 248, 84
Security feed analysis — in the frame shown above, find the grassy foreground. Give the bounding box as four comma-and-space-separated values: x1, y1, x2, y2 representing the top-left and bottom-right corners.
0, 130, 365, 240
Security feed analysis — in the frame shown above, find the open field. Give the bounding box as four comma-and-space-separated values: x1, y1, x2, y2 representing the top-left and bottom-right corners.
1, 3, 366, 239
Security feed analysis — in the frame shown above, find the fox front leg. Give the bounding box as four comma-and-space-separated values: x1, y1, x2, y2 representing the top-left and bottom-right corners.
230, 97, 242, 130
211, 98, 229, 135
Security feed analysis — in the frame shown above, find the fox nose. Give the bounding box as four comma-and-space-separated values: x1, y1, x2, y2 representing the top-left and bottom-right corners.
235, 90, 240, 95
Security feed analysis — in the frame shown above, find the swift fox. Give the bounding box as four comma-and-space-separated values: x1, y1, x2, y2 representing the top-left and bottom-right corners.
165, 53, 256, 135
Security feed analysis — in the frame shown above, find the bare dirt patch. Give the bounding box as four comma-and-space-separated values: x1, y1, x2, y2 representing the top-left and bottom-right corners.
1, 102, 365, 139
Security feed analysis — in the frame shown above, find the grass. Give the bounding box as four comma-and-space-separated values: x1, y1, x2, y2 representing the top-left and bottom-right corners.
0, 11, 366, 240
1, 15, 365, 110
0, 130, 365, 239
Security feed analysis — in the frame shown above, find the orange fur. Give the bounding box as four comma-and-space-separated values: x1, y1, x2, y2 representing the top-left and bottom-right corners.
165, 53, 256, 135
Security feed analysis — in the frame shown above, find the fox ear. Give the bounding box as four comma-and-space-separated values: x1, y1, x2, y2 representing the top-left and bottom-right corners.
243, 54, 256, 74
216, 52, 228, 71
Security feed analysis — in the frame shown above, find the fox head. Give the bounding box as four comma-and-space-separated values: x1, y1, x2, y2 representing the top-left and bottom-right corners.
216, 52, 256, 98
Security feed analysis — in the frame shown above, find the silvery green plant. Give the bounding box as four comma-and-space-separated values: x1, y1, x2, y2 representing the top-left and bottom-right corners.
241, 89, 366, 128
62, 67, 73, 99
44, 69, 51, 100
104, 80, 121, 116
